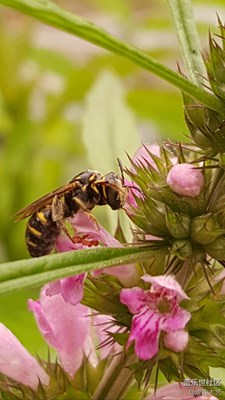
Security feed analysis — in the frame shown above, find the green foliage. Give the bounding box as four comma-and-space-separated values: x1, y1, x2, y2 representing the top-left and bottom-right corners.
0, 0, 223, 111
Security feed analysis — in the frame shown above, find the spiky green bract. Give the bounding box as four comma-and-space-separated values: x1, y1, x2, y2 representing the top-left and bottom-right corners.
125, 145, 225, 264
95, 267, 225, 399
184, 20, 225, 159
0, 358, 70, 400
0, 353, 111, 400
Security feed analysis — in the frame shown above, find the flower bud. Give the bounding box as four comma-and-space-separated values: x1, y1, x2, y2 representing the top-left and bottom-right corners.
131, 144, 160, 171
167, 164, 204, 198
165, 208, 191, 239
171, 239, 192, 259
203, 236, 225, 260
185, 106, 215, 156
163, 329, 189, 352
191, 214, 225, 245
219, 153, 225, 170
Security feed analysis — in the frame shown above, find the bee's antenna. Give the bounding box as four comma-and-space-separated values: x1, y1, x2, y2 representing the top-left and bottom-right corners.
117, 158, 125, 184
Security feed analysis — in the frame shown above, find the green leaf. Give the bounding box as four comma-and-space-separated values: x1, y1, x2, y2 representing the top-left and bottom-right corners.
0, 245, 168, 295
82, 71, 139, 173
0, 0, 223, 112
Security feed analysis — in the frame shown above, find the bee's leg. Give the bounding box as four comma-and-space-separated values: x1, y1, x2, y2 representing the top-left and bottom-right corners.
55, 220, 74, 242
51, 197, 74, 242
72, 197, 100, 230
51, 195, 65, 222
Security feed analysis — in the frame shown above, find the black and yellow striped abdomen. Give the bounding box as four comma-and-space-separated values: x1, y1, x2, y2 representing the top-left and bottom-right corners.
25, 206, 60, 257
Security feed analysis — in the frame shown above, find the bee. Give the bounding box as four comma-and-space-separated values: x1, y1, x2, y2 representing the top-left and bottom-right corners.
15, 169, 128, 257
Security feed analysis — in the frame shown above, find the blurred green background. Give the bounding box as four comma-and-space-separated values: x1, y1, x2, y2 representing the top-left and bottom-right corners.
0, 0, 225, 359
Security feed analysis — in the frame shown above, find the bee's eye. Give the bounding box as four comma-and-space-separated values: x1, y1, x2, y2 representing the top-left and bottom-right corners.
105, 187, 123, 210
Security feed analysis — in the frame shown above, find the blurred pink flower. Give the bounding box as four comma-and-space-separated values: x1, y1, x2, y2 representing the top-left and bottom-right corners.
0, 323, 49, 388
145, 382, 218, 400
120, 274, 191, 360
131, 144, 161, 171
167, 163, 204, 198
29, 285, 120, 376
125, 144, 177, 214
125, 144, 161, 212
125, 178, 144, 210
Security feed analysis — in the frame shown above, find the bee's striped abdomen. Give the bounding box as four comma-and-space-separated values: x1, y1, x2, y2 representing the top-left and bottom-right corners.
25, 206, 60, 257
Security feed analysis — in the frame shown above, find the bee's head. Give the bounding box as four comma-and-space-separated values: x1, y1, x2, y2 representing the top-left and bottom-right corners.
100, 172, 128, 210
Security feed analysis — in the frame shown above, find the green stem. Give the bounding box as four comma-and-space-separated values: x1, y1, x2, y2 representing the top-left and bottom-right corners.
92, 353, 135, 400
167, 0, 207, 85
0, 0, 223, 112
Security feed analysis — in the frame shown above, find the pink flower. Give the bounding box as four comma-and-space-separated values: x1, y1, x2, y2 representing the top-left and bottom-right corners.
48, 211, 138, 304
29, 285, 91, 376
167, 163, 204, 198
125, 144, 161, 211
125, 178, 144, 209
145, 382, 218, 399
46, 274, 86, 305
131, 144, 161, 171
120, 275, 191, 360
0, 323, 49, 388
29, 286, 120, 376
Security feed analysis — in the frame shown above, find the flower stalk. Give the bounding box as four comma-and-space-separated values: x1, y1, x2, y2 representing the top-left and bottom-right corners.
92, 353, 135, 400
167, 0, 207, 85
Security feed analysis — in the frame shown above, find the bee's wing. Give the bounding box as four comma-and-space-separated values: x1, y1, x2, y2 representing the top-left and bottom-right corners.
14, 181, 81, 221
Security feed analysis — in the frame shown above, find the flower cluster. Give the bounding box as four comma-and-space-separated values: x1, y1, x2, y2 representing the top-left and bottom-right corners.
4, 26, 225, 398
1, 143, 225, 400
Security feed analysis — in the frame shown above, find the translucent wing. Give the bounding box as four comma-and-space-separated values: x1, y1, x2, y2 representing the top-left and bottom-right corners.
14, 181, 81, 221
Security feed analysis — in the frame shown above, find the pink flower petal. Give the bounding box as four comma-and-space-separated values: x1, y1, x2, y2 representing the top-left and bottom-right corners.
0, 323, 49, 389
29, 286, 90, 376
142, 274, 189, 301
124, 179, 144, 210
69, 211, 119, 247
145, 382, 218, 400
167, 163, 204, 198
28, 300, 58, 348
132, 144, 161, 171
71, 211, 139, 287
120, 287, 148, 314
128, 308, 161, 360
56, 235, 85, 251
161, 308, 191, 332
46, 274, 86, 305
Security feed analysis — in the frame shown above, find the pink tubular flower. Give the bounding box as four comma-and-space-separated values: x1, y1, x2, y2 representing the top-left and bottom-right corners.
48, 211, 138, 304
120, 274, 191, 361
29, 285, 91, 377
29, 285, 120, 376
0, 323, 49, 389
167, 163, 204, 198
145, 382, 218, 400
